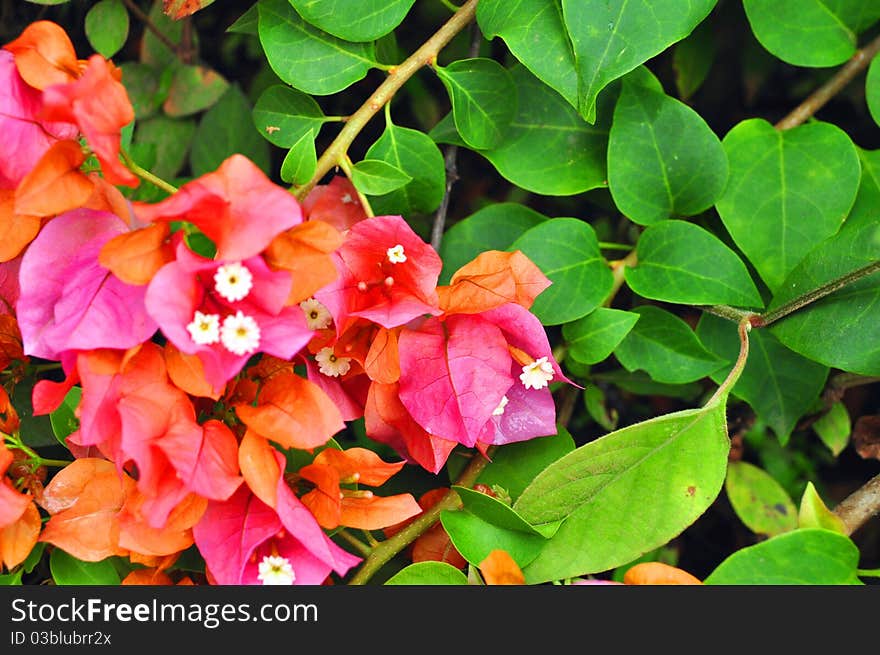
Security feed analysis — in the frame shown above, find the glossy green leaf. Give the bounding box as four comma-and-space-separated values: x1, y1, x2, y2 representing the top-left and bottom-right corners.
85, 0, 129, 59
364, 122, 446, 216
133, 115, 196, 182
434, 66, 611, 196
704, 528, 862, 584
715, 118, 861, 292
509, 218, 615, 325
289, 0, 416, 42
697, 313, 828, 444
257, 0, 377, 95
725, 460, 798, 537
624, 221, 762, 307
799, 482, 848, 534
49, 386, 82, 446
563, 307, 640, 364
613, 305, 725, 384
13, 377, 56, 448
743, 0, 880, 67
279, 130, 317, 185
49, 550, 121, 586
163, 65, 230, 118
608, 81, 728, 226
384, 561, 468, 585
768, 149, 880, 376
118, 63, 162, 120
813, 402, 851, 457
470, 428, 576, 503
868, 55, 880, 128
561, 0, 717, 122
227, 3, 259, 35
438, 203, 547, 285
476, 0, 578, 107
190, 85, 271, 176
351, 159, 411, 196
252, 84, 327, 148
673, 18, 716, 101
592, 369, 704, 400
435, 58, 517, 150
515, 394, 731, 582
441, 510, 548, 571
0, 570, 23, 585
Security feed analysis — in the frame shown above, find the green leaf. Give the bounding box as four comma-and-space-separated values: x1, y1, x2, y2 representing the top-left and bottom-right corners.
608, 79, 728, 225
592, 369, 704, 400
133, 115, 196, 181
289, 0, 415, 42
725, 460, 798, 537
85, 0, 129, 59
515, 395, 731, 582
434, 65, 611, 196
509, 217, 615, 326
140, 0, 187, 69
0, 570, 23, 585
384, 561, 468, 585
257, 0, 377, 95
697, 313, 828, 444
715, 118, 861, 292
563, 307, 640, 364
798, 482, 848, 534
227, 3, 260, 35
364, 122, 445, 216
561, 0, 717, 122
49, 386, 82, 446
434, 58, 517, 150
252, 84, 328, 148
190, 85, 271, 176
118, 63, 162, 121
49, 550, 122, 586
582, 385, 619, 431
22, 542, 47, 574
442, 490, 550, 569
476, 0, 578, 108
13, 377, 56, 448
350, 159, 412, 196
162, 65, 230, 118
613, 305, 725, 384
703, 528, 862, 584
867, 55, 880, 129
623, 220, 763, 307
438, 202, 547, 285
673, 18, 716, 101
742, 0, 880, 67
279, 130, 317, 185
813, 402, 851, 457
768, 149, 880, 376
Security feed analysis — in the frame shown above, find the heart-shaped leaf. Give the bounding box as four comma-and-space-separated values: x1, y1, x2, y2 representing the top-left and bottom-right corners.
384, 561, 468, 585
289, 0, 415, 42
253, 84, 327, 148
563, 307, 640, 364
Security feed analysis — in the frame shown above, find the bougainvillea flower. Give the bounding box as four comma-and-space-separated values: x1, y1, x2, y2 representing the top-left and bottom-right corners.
16, 208, 158, 361
145, 236, 314, 392
117, 490, 206, 558
622, 561, 703, 585
298, 447, 421, 530
193, 478, 361, 585
41, 54, 137, 187
315, 214, 442, 331
0, 443, 32, 529
364, 381, 457, 473
302, 175, 368, 232
98, 222, 173, 286
0, 256, 21, 315
133, 154, 302, 262
0, 501, 40, 570
0, 50, 78, 188
13, 139, 93, 219
264, 219, 343, 305
0, 316, 23, 374
438, 250, 551, 315
300, 354, 370, 422
479, 549, 526, 585
3, 20, 81, 90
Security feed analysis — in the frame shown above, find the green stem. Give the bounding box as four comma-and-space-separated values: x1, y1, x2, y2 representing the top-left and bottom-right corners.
699, 304, 757, 324
857, 568, 880, 578
293, 0, 479, 200
598, 241, 634, 251
439, 0, 462, 11
37, 458, 74, 468
707, 319, 751, 406
336, 529, 373, 557
120, 149, 178, 195
602, 250, 638, 308
337, 155, 375, 218
347, 447, 493, 585
757, 260, 880, 327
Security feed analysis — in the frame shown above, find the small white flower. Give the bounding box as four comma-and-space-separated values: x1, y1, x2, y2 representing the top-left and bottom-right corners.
257, 555, 296, 585
519, 356, 554, 390
186, 311, 220, 345
220, 311, 261, 356
492, 395, 509, 416
213, 262, 253, 302
299, 297, 332, 330
315, 347, 352, 377
386, 244, 407, 264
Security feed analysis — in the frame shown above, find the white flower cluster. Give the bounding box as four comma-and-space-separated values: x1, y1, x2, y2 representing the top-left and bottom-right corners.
185, 262, 261, 355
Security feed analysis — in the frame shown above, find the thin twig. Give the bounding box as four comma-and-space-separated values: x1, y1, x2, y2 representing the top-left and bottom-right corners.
120, 0, 181, 57
775, 32, 880, 130
293, 0, 479, 200
834, 473, 880, 536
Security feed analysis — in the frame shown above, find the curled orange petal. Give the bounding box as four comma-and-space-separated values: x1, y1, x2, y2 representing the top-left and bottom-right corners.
623, 561, 703, 585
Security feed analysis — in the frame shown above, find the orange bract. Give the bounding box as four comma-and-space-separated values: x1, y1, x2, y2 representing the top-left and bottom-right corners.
264, 220, 343, 305
0, 190, 42, 263
623, 561, 703, 585
238, 429, 282, 509
479, 549, 526, 585
13, 140, 92, 218
99, 223, 174, 286
0, 502, 40, 570
3, 20, 80, 90
164, 341, 222, 399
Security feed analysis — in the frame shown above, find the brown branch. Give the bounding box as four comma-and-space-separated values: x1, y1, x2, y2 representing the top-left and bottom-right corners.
775, 32, 880, 130
834, 473, 880, 536
121, 0, 180, 56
